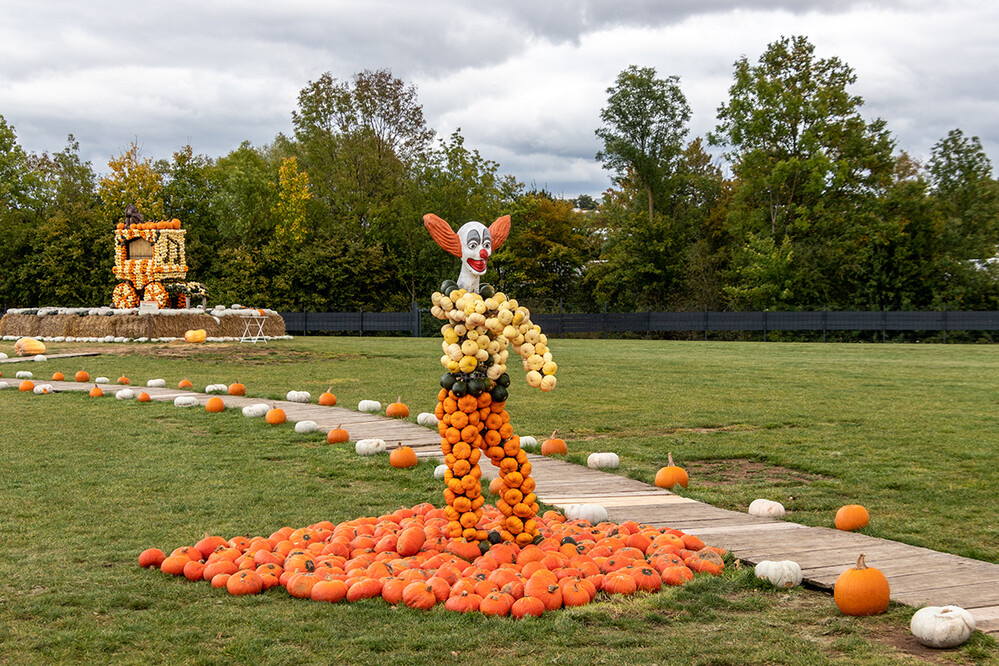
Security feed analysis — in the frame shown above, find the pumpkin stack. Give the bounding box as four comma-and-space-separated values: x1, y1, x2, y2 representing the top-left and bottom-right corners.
430, 281, 554, 547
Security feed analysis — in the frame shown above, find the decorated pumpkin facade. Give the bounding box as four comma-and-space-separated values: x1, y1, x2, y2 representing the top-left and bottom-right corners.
425, 213, 559, 548
111, 212, 207, 309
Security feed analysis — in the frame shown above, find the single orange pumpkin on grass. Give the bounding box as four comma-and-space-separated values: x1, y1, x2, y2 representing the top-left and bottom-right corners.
390, 444, 418, 468
835, 504, 870, 531
655, 452, 689, 489
75, 370, 90, 382
117, 375, 130, 385
386, 397, 409, 418
205, 397, 225, 413
265, 407, 286, 425
541, 430, 568, 456
51, 371, 65, 381
19, 380, 35, 392
228, 383, 246, 396
89, 385, 103, 398
137, 392, 151, 402
326, 425, 349, 444
834, 553, 890, 616
318, 388, 337, 406
178, 379, 193, 390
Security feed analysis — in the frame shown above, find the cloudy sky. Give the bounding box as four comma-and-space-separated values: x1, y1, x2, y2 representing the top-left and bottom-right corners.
2, 1, 997, 198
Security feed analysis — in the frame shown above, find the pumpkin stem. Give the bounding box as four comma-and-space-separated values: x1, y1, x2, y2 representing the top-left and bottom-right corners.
551, 429, 558, 439
855, 553, 868, 570
667, 452, 675, 467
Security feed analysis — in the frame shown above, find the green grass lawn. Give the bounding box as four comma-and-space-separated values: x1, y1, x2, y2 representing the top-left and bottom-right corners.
1, 337, 996, 664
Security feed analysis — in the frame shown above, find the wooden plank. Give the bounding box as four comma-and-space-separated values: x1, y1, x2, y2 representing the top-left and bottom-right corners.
543, 494, 695, 507
0, 352, 101, 363
686, 522, 808, 537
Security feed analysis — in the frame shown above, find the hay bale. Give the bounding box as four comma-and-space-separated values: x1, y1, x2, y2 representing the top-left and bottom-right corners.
0, 310, 286, 340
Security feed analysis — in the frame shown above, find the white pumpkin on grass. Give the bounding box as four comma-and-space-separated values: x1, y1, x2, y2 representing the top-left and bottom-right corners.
16, 371, 33, 379
174, 396, 198, 407
358, 400, 382, 413
33, 354, 47, 362
519, 436, 538, 448
0, 381, 8, 390
115, 389, 135, 400
0, 352, 7, 359
754, 560, 803, 588
909, 605, 975, 648
32, 384, 53, 395
562, 503, 609, 524
587, 452, 620, 469
95, 377, 110, 384
355, 438, 387, 455
146, 379, 166, 388
205, 384, 228, 394
434, 464, 449, 478
286, 390, 311, 403
748, 499, 787, 518
294, 420, 319, 434
242, 403, 270, 418
417, 412, 439, 427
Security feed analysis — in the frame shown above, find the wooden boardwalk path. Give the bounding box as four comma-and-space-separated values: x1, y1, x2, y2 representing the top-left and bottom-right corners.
34, 380, 999, 636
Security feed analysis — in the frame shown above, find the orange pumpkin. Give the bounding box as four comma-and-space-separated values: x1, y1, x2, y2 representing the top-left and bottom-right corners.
227, 383, 246, 396
541, 430, 568, 456
834, 553, 890, 616
510, 595, 545, 618
117, 376, 130, 385
389, 444, 418, 468
318, 388, 337, 406
178, 379, 193, 389
386, 397, 410, 418
89, 385, 103, 398
19, 380, 35, 392
326, 425, 349, 444
75, 370, 90, 382
834, 504, 870, 531
226, 570, 263, 596
205, 397, 225, 413
51, 371, 65, 381
654, 452, 689, 489
138, 548, 166, 568
137, 392, 151, 402
265, 408, 286, 425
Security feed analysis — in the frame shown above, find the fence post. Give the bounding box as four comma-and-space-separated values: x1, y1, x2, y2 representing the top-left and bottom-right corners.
359, 308, 364, 337
303, 311, 308, 336
558, 299, 564, 339
763, 309, 768, 342
704, 308, 708, 341
603, 303, 608, 340
942, 306, 947, 344
882, 309, 887, 343
646, 309, 651, 340
412, 301, 420, 338
822, 310, 826, 343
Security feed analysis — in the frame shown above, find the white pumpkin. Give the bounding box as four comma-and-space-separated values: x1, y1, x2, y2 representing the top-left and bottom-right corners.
0, 381, 8, 390
909, 605, 976, 648
562, 503, 609, 525
146, 378, 166, 388
33, 354, 47, 362
95, 377, 110, 384
32, 384, 53, 395
115, 389, 135, 400
754, 560, 802, 588
16, 370, 33, 379
294, 420, 319, 434
358, 400, 382, 413
242, 403, 270, 418
748, 498, 786, 518
173, 396, 198, 407
519, 436, 538, 448
417, 412, 439, 427
286, 390, 311, 403
205, 384, 228, 394
0, 352, 7, 359
587, 452, 620, 469
434, 464, 449, 478
355, 438, 387, 455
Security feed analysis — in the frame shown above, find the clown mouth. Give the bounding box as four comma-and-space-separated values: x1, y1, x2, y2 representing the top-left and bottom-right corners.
467, 258, 487, 273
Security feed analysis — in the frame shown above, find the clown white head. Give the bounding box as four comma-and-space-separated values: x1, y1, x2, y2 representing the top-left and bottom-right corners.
424, 214, 510, 293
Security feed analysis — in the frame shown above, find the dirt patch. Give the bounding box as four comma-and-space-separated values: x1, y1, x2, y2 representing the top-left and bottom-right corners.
684, 458, 830, 486
874, 624, 970, 665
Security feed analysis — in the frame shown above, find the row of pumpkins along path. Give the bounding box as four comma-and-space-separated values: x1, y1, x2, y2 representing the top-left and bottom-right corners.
9, 373, 997, 641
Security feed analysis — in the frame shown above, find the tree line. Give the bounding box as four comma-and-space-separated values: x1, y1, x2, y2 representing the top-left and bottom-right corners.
1, 36, 996, 315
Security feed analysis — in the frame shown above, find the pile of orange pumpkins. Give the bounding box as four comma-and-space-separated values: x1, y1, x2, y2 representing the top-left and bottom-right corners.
141, 502, 727, 617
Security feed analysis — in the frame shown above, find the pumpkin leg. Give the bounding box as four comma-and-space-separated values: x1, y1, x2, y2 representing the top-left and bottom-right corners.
112, 282, 139, 309
142, 282, 170, 309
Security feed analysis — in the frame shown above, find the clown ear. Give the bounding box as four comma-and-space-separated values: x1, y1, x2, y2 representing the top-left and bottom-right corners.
423, 213, 462, 257
489, 215, 511, 250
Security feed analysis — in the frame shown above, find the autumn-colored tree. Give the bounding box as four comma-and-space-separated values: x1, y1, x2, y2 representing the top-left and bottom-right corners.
272, 156, 311, 244
98, 142, 165, 225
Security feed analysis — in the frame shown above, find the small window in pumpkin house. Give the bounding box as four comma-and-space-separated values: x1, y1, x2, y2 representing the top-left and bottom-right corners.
126, 238, 154, 259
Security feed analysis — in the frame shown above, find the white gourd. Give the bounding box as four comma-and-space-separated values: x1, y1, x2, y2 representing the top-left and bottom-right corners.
146, 379, 166, 387
358, 400, 382, 413
0, 352, 7, 359
242, 403, 270, 418
748, 498, 787, 518
417, 412, 439, 427
754, 560, 803, 588
562, 503, 608, 524
909, 606, 976, 648
294, 420, 319, 434
205, 384, 228, 394
0, 381, 8, 389
16, 371, 33, 379
33, 384, 53, 395
286, 390, 311, 403
355, 438, 387, 455
434, 464, 449, 478
519, 436, 538, 447
174, 396, 198, 407
95, 377, 110, 384
587, 452, 620, 469
33, 354, 47, 362
115, 389, 135, 400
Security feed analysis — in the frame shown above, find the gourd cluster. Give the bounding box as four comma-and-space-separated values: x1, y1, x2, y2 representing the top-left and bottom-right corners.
430, 282, 557, 392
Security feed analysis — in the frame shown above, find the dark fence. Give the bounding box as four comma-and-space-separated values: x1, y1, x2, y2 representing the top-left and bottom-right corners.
280, 308, 999, 340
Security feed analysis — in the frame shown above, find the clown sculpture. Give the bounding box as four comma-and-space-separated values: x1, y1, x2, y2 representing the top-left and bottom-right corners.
424, 213, 558, 547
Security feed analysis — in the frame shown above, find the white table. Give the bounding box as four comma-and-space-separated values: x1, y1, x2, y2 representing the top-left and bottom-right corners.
239, 313, 268, 343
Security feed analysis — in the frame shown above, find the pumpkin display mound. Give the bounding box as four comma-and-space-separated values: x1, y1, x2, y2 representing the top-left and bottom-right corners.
142, 503, 729, 615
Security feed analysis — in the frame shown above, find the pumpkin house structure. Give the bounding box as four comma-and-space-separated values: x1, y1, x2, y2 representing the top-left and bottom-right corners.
111, 219, 201, 309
